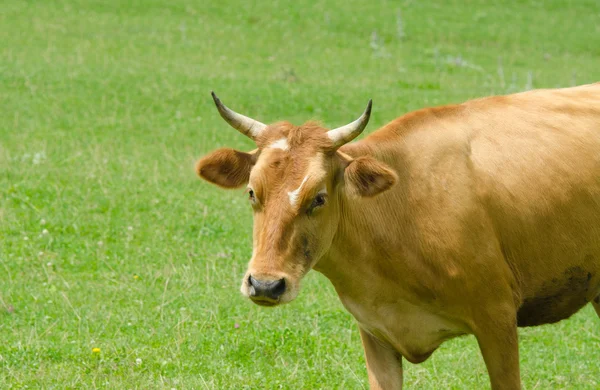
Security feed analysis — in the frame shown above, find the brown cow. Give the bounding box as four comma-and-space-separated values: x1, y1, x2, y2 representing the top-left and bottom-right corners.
196, 84, 600, 389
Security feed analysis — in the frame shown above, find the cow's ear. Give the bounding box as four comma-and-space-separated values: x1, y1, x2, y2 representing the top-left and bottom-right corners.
344, 156, 397, 197
196, 148, 257, 189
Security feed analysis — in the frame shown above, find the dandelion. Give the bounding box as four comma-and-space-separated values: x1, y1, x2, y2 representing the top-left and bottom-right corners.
92, 347, 101, 354
133, 275, 139, 280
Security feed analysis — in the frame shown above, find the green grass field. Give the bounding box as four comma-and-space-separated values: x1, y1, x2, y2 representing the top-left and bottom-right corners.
2, 0, 600, 388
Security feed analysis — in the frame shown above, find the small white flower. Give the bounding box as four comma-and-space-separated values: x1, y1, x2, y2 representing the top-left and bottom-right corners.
127, 226, 133, 231
40, 219, 46, 225
97, 241, 103, 246
38, 252, 44, 256
47, 262, 52, 267
32, 152, 46, 165
135, 358, 142, 365
42, 229, 49, 235
23, 236, 29, 241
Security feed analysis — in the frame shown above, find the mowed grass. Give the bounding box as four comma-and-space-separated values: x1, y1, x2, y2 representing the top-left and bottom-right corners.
1, 0, 600, 388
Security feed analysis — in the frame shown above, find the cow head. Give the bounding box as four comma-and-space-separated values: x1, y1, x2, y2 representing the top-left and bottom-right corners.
196, 93, 397, 306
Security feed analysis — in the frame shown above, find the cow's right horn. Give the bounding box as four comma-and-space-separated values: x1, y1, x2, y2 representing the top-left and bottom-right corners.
326, 99, 372, 148
211, 92, 267, 140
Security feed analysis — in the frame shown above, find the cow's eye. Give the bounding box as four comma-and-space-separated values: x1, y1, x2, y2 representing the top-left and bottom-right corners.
247, 189, 256, 204
308, 193, 327, 213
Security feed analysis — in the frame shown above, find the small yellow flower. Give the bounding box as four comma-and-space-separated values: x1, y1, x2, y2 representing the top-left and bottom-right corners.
133, 275, 139, 280
92, 347, 101, 354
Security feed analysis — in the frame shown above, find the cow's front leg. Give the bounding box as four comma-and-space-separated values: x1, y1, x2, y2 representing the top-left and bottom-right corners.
359, 327, 403, 389
473, 310, 521, 390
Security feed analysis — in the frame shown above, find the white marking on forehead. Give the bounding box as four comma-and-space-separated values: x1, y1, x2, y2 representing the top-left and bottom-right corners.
269, 138, 289, 151
287, 175, 309, 207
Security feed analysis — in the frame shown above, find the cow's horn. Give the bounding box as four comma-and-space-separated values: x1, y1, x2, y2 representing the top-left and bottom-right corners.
211, 92, 267, 140
326, 99, 372, 148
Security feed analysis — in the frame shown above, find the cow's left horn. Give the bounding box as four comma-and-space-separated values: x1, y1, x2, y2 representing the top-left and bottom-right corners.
326, 99, 372, 148
211, 92, 267, 140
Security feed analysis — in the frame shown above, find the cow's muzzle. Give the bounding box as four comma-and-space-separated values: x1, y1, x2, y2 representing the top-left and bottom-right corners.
247, 275, 286, 305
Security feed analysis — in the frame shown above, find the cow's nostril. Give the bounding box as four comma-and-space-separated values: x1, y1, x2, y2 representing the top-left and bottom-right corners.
271, 278, 286, 298
248, 275, 258, 297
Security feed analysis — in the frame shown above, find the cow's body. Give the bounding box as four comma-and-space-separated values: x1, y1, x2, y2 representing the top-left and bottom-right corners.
197, 84, 600, 389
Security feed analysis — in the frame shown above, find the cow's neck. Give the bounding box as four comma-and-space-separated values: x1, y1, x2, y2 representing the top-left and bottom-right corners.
316, 136, 437, 303
315, 181, 415, 301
